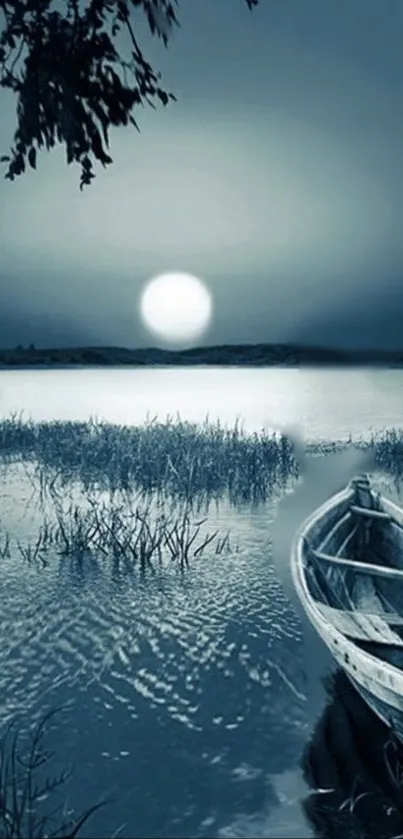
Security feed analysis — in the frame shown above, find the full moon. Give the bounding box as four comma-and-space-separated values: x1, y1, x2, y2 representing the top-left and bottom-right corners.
139, 272, 212, 345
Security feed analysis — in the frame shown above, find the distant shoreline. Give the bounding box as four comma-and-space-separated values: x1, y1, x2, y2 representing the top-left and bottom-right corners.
0, 343, 403, 369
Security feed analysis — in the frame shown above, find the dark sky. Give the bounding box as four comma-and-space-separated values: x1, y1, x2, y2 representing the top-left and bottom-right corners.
1, 0, 403, 349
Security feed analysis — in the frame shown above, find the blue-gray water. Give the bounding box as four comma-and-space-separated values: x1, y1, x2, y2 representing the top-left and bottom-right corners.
1, 365, 403, 439
1, 476, 312, 839
1, 367, 403, 838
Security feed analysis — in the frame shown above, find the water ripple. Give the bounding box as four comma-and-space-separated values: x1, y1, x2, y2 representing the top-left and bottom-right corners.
0, 488, 308, 837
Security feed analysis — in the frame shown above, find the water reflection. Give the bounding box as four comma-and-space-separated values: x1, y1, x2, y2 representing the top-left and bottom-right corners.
302, 671, 403, 839
3, 440, 403, 836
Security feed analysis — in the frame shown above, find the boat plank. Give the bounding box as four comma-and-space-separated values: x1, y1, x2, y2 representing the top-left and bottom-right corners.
371, 522, 403, 569
315, 602, 403, 645
319, 511, 354, 555
354, 575, 383, 612
337, 524, 358, 558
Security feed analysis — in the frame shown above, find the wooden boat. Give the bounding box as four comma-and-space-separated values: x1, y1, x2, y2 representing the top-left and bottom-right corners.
291, 473, 403, 743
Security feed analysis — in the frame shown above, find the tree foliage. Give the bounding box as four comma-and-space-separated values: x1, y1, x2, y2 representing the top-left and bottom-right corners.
0, 0, 259, 189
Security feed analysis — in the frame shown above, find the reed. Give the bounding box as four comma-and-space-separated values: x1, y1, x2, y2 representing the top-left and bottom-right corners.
0, 711, 106, 838
0, 414, 296, 504
370, 428, 403, 480
4, 415, 403, 506
13, 490, 233, 574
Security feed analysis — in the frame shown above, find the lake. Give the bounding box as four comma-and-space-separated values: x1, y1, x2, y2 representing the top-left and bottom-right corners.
1, 365, 403, 439
1, 366, 403, 838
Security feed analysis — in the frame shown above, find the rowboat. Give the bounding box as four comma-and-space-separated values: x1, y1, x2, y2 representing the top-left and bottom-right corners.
291, 473, 403, 742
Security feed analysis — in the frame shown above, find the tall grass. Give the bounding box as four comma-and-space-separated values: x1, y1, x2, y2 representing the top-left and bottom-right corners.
2, 414, 403, 504
370, 428, 403, 479
0, 413, 297, 504
11, 490, 234, 573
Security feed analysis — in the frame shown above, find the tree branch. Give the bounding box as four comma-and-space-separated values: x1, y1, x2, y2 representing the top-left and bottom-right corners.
0, 0, 259, 188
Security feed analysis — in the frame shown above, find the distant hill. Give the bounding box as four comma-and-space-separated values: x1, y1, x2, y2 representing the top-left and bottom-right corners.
1, 343, 403, 367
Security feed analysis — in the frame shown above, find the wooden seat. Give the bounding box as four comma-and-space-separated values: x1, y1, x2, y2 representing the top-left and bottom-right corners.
350, 504, 391, 522
312, 548, 403, 582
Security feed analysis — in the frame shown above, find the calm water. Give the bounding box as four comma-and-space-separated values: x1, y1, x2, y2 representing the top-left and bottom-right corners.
1, 367, 403, 838
1, 365, 403, 439
1, 469, 313, 839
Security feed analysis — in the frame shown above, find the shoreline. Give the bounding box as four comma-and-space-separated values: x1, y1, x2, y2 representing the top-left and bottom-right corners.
0, 362, 402, 371
0, 342, 403, 370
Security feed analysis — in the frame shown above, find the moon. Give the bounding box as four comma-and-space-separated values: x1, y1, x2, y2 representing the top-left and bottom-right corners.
139, 272, 212, 345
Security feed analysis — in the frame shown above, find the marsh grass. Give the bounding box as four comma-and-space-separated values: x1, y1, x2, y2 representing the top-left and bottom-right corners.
3, 417, 403, 836
2, 414, 403, 505
0, 419, 244, 837
0, 413, 297, 504
11, 489, 234, 573
370, 428, 403, 481
0, 711, 105, 839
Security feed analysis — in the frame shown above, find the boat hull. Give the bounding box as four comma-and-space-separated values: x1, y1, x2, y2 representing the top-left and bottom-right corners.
308, 602, 403, 742
291, 481, 403, 744
349, 676, 403, 742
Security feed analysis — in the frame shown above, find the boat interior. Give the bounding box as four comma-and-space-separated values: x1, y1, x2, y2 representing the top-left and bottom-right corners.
303, 475, 403, 668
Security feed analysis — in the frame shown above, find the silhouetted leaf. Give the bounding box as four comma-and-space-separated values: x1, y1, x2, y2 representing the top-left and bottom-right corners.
28, 146, 36, 169
157, 88, 169, 106
0, 0, 259, 188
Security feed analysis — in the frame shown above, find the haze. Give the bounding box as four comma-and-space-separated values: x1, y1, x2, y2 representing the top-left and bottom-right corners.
0, 0, 402, 349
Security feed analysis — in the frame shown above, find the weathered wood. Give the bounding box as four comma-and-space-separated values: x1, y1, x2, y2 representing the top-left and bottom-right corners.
315, 602, 403, 645
292, 476, 403, 744
337, 524, 358, 558
382, 496, 403, 530
307, 492, 354, 548
319, 511, 353, 555
350, 505, 391, 522
351, 475, 376, 554
351, 474, 374, 511
354, 574, 383, 612
371, 522, 403, 570
304, 538, 355, 608
312, 548, 403, 582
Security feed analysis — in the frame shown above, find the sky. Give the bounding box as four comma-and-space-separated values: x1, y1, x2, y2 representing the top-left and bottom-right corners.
1, 0, 403, 350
